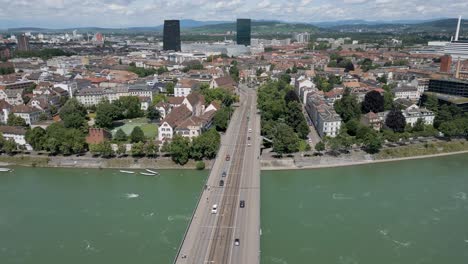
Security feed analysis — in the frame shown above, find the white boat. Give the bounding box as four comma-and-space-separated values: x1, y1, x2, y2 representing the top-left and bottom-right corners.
119, 170, 135, 174
0, 168, 11, 172
145, 169, 159, 175
140, 172, 156, 176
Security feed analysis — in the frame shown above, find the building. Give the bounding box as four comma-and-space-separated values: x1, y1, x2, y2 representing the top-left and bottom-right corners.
393, 85, 420, 100
236, 19, 251, 46
174, 79, 199, 97
295, 32, 311, 43
0, 126, 32, 150
163, 20, 181, 51
85, 128, 111, 145
443, 16, 468, 59
158, 105, 192, 141
305, 94, 342, 138
361, 112, 382, 131
17, 34, 30, 51
0, 88, 24, 106
440, 55, 452, 73
428, 78, 468, 97
11, 105, 42, 125
402, 106, 435, 127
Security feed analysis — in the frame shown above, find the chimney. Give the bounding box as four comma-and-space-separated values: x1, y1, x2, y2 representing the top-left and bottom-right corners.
455, 15, 462, 41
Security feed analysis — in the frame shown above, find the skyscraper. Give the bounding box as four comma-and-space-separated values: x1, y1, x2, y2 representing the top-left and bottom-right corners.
236, 19, 251, 46
17, 34, 30, 52
163, 20, 181, 51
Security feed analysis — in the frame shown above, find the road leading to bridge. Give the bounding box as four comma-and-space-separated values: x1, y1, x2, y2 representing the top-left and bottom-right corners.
174, 85, 261, 264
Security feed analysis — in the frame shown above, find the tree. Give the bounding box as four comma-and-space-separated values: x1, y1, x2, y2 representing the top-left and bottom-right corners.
115, 96, 143, 119
195, 161, 206, 170
100, 141, 114, 157
2, 139, 17, 154
423, 94, 439, 113
116, 143, 126, 156
213, 107, 230, 131
385, 109, 406, 133
144, 140, 158, 157
362, 130, 383, 154
95, 100, 120, 128
412, 118, 425, 132
315, 141, 325, 152
334, 89, 361, 122
152, 93, 167, 105
114, 129, 127, 142
345, 119, 360, 136
170, 135, 191, 165
362, 90, 384, 113
272, 123, 300, 155
130, 126, 145, 143
147, 107, 161, 121
285, 101, 309, 139
89, 143, 101, 156
284, 90, 299, 103
383, 91, 394, 111
160, 140, 171, 153
25, 127, 46, 150
7, 113, 27, 127
131, 142, 145, 157
165, 82, 175, 95
59, 98, 87, 129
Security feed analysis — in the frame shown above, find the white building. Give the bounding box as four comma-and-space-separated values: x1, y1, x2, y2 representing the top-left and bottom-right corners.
402, 106, 435, 127
0, 126, 32, 150
393, 85, 420, 101
305, 94, 342, 138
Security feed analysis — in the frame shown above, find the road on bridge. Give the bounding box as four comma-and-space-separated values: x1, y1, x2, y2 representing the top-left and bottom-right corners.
174, 84, 261, 264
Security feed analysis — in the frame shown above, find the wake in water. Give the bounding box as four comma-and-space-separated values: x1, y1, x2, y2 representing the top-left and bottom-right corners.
379, 229, 389, 236
125, 193, 139, 199
453, 192, 467, 201
392, 240, 411, 248
83, 240, 98, 252
332, 193, 354, 200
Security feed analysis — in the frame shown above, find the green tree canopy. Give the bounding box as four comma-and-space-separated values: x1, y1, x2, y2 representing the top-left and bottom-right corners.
130, 126, 145, 143
169, 135, 191, 165
385, 109, 406, 133
114, 128, 127, 142
59, 98, 87, 129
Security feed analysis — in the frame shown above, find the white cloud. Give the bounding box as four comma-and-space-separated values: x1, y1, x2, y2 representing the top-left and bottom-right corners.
0, 0, 467, 28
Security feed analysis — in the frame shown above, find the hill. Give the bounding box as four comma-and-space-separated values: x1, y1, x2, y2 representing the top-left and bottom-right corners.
186, 21, 320, 35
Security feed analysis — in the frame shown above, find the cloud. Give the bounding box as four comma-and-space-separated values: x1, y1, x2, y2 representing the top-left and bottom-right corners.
0, 0, 467, 28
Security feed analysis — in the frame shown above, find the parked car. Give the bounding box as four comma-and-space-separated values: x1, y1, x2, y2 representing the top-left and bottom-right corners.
219, 180, 224, 187
240, 200, 245, 208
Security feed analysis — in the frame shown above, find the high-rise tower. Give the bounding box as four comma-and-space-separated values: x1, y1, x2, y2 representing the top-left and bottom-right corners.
163, 20, 181, 51
236, 19, 251, 46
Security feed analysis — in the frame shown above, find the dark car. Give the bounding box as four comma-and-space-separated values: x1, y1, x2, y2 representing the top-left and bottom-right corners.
234, 238, 240, 246
226, 154, 230, 161
222, 171, 227, 177
247, 136, 250, 140
240, 200, 245, 208
219, 180, 224, 187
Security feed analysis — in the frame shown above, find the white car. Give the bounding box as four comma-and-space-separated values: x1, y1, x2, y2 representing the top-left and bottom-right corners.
211, 204, 218, 214
248, 128, 252, 133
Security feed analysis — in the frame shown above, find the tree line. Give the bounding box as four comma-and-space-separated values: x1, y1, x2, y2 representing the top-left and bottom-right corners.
258, 79, 310, 155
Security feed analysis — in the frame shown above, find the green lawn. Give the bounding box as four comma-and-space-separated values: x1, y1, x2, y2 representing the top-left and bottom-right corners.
111, 118, 158, 139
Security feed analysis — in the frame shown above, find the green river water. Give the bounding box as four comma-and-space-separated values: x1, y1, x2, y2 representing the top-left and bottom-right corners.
0, 168, 206, 264
1, 154, 468, 264
261, 154, 468, 264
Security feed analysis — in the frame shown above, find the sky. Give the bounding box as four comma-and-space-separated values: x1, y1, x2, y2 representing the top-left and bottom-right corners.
0, 0, 467, 28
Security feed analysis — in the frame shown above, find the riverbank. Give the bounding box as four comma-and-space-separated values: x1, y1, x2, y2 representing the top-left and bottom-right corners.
261, 139, 468, 170
0, 154, 212, 170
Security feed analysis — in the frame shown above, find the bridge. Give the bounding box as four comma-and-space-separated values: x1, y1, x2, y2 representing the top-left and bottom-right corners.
174, 85, 261, 264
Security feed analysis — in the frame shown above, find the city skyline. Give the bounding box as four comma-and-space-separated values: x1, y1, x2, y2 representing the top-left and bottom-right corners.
1, 0, 468, 28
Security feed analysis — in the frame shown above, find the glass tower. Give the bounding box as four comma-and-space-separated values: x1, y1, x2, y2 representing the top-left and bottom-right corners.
163, 20, 181, 51
236, 19, 251, 46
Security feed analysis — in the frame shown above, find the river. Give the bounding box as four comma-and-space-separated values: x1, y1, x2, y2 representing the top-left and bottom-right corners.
261, 154, 468, 264
0, 167, 206, 264
1, 155, 468, 264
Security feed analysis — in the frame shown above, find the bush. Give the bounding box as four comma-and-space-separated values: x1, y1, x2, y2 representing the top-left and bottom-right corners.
195, 161, 206, 170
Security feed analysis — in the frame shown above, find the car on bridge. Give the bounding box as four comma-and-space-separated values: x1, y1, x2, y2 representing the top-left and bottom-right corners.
222, 171, 226, 177
211, 204, 217, 214
219, 180, 224, 187
240, 200, 245, 208
234, 238, 240, 246
226, 154, 230, 161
